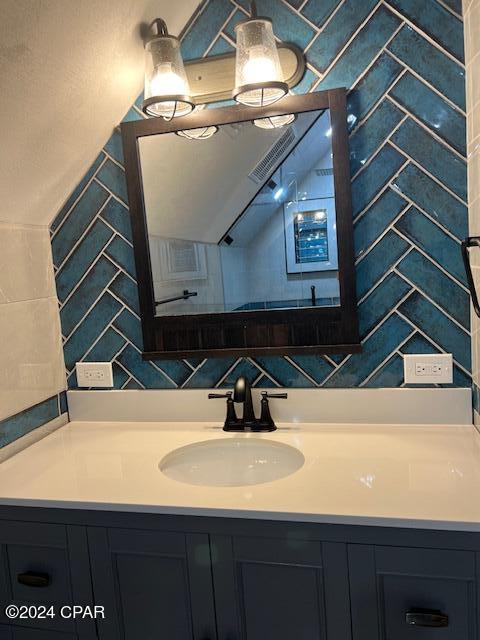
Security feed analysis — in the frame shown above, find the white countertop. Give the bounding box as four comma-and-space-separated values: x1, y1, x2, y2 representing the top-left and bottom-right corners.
1, 420, 480, 531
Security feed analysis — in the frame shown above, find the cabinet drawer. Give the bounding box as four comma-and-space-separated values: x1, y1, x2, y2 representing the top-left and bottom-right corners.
0, 521, 94, 638
349, 545, 477, 640
7, 544, 71, 605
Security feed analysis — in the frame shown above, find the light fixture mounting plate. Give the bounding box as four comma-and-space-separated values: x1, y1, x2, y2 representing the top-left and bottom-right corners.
184, 43, 306, 104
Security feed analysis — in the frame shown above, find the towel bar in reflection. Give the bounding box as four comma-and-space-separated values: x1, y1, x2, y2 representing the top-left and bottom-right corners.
155, 290, 198, 306
461, 236, 480, 318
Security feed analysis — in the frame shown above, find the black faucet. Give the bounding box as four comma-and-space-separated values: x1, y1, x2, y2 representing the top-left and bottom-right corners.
208, 376, 287, 432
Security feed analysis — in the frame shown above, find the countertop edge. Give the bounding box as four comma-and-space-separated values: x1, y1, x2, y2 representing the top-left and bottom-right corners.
0, 497, 479, 533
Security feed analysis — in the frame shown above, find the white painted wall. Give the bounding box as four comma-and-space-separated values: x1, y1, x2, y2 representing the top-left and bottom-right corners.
0, 0, 198, 420
0, 0, 199, 227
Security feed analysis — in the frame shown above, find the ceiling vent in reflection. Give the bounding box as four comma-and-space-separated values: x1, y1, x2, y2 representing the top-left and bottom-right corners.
315, 168, 334, 176
248, 127, 296, 184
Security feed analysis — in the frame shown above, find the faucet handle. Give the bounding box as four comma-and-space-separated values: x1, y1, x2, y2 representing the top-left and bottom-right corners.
261, 392, 288, 399
208, 392, 238, 430
208, 392, 232, 399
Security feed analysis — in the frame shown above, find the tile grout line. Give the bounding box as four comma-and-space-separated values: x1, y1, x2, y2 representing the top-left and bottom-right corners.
381, 0, 466, 68
148, 359, 184, 389
393, 269, 470, 335
102, 254, 137, 287
92, 177, 129, 209
246, 357, 280, 387
114, 359, 145, 390
102, 150, 126, 171
98, 215, 134, 248
113, 337, 178, 388
180, 359, 208, 388
284, 355, 322, 387
214, 357, 244, 388
246, 357, 283, 388
353, 157, 410, 222
54, 196, 114, 272
384, 49, 467, 116
354, 203, 412, 267
62, 271, 122, 344
356, 244, 413, 306
388, 140, 467, 205
360, 328, 416, 386
350, 116, 409, 182
349, 84, 406, 137
203, 5, 238, 56
434, 0, 463, 20
308, 3, 399, 78
392, 227, 470, 293
65, 305, 126, 376
349, 68, 408, 134
390, 188, 465, 246
312, 18, 404, 97
58, 236, 118, 309
50, 154, 109, 240
395, 309, 471, 375
385, 92, 467, 162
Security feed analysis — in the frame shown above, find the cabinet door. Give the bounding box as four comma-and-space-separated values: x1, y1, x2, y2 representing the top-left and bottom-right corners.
0, 521, 94, 639
88, 527, 217, 640
349, 545, 478, 640
211, 534, 351, 640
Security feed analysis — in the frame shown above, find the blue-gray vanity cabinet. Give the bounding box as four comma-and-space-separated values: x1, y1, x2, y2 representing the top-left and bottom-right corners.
87, 527, 217, 640
210, 535, 351, 640
349, 544, 479, 640
0, 521, 95, 639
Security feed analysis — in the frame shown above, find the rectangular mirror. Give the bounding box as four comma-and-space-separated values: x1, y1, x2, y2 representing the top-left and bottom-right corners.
122, 90, 360, 358
140, 108, 340, 316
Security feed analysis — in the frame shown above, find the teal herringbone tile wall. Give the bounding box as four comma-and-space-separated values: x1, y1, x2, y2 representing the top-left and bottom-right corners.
50, 0, 471, 390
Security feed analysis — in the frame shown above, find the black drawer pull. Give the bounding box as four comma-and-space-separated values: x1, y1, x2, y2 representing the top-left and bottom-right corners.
17, 572, 50, 588
406, 609, 448, 628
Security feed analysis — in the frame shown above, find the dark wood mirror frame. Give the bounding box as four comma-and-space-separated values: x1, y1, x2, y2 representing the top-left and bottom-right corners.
121, 88, 360, 360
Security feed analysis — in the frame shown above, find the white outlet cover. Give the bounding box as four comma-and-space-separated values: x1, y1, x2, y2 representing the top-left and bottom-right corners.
76, 362, 114, 388
403, 353, 453, 384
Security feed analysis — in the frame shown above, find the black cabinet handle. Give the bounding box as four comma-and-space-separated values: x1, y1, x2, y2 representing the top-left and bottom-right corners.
406, 609, 448, 628
461, 236, 480, 318
17, 572, 50, 588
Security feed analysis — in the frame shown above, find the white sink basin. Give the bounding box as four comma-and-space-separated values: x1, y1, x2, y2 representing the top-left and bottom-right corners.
159, 437, 305, 487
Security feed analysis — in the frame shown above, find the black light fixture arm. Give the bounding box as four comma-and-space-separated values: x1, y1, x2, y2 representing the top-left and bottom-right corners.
151, 18, 169, 38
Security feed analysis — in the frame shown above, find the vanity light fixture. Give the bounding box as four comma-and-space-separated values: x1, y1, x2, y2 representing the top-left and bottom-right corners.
253, 113, 296, 129
233, 1, 288, 107
142, 18, 195, 120
176, 126, 218, 140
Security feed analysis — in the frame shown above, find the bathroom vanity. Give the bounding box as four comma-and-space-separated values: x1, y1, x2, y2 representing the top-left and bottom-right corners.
0, 416, 479, 640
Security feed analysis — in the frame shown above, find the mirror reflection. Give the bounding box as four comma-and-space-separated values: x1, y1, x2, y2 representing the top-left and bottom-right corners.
139, 108, 340, 316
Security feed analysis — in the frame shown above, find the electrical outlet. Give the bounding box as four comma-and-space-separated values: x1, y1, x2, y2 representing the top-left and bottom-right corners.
403, 354, 453, 384
76, 362, 114, 388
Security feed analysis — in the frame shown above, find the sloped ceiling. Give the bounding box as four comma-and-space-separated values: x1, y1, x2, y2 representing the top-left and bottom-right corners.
0, 0, 200, 226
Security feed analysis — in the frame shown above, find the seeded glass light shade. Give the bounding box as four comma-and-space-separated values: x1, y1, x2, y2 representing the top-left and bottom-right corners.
143, 19, 195, 120
253, 113, 295, 129
176, 126, 218, 140
233, 5, 288, 107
